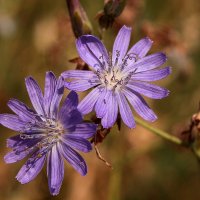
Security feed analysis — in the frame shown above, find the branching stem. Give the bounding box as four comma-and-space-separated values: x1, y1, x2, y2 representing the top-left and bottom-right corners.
135, 117, 183, 145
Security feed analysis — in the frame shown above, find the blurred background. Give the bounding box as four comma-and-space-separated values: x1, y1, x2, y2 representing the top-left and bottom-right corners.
0, 0, 200, 199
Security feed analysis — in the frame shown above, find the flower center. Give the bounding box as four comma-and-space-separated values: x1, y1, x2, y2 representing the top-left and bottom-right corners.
96, 68, 134, 91
20, 118, 65, 146
94, 51, 138, 91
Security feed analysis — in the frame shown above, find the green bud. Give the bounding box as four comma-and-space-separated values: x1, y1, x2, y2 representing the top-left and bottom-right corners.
97, 0, 126, 29
66, 0, 92, 38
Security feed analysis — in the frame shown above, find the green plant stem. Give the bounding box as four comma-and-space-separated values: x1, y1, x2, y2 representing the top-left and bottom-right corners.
135, 117, 182, 145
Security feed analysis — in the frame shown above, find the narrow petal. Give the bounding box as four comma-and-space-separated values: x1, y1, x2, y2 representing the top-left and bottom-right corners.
123, 88, 157, 122
44, 72, 57, 117
7, 99, 36, 122
50, 76, 64, 119
25, 77, 45, 116
61, 135, 92, 153
7, 135, 23, 148
61, 70, 98, 80
16, 154, 46, 184
4, 150, 29, 163
78, 87, 101, 115
60, 143, 87, 176
127, 81, 169, 99
65, 79, 99, 92
6, 134, 39, 148
0, 114, 26, 131
131, 67, 172, 82
60, 109, 83, 129
70, 123, 97, 139
116, 92, 135, 128
5, 137, 40, 163
47, 145, 64, 196
124, 52, 167, 73
101, 92, 118, 128
59, 91, 79, 121
95, 88, 111, 118
76, 35, 109, 70
112, 26, 132, 66
127, 37, 153, 60
58, 92, 82, 128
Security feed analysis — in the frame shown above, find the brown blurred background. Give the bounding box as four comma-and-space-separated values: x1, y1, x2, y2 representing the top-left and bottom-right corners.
0, 0, 200, 199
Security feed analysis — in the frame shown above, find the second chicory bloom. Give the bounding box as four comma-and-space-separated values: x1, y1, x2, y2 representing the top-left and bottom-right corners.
62, 25, 171, 128
0, 72, 97, 195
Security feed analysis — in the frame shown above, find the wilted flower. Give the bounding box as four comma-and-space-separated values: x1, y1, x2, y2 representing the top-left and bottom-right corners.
62, 26, 171, 128
0, 72, 97, 195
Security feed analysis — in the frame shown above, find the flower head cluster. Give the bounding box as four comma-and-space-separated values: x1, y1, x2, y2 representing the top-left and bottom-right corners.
62, 25, 171, 128
0, 72, 97, 195
0, 25, 171, 196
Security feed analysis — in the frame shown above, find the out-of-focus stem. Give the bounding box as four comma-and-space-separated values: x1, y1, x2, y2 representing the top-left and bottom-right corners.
135, 117, 182, 145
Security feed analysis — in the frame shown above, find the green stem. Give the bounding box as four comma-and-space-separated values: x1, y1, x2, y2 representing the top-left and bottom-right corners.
135, 117, 182, 145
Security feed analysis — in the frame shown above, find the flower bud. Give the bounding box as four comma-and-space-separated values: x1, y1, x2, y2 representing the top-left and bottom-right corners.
97, 0, 126, 29
66, 0, 92, 38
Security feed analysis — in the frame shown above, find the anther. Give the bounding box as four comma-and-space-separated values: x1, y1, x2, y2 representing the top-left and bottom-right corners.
116, 50, 120, 57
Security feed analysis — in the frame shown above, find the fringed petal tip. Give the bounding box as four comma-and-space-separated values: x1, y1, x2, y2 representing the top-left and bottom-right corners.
121, 25, 132, 31
168, 66, 172, 75
144, 36, 153, 44
157, 52, 167, 63
50, 187, 61, 196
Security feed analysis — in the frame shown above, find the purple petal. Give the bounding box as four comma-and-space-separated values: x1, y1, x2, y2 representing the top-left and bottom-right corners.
47, 145, 64, 196
49, 76, 64, 119
16, 154, 46, 184
61, 70, 98, 80
127, 37, 153, 61
7, 134, 35, 148
7, 99, 36, 122
101, 92, 118, 128
25, 77, 45, 116
0, 114, 26, 131
78, 87, 101, 115
125, 52, 167, 73
112, 26, 132, 66
95, 89, 111, 118
60, 109, 83, 129
116, 92, 135, 128
123, 88, 157, 122
5, 136, 40, 163
76, 35, 109, 70
70, 123, 97, 139
59, 91, 79, 121
4, 150, 29, 163
131, 67, 172, 81
7, 135, 22, 148
60, 143, 87, 176
64, 79, 99, 92
61, 135, 92, 153
127, 81, 169, 99
44, 72, 57, 117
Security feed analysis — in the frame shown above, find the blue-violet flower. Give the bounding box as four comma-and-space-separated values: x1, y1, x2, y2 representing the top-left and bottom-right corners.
62, 25, 171, 128
0, 72, 97, 195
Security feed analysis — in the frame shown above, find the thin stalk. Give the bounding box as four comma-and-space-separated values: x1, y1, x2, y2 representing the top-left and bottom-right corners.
135, 117, 182, 145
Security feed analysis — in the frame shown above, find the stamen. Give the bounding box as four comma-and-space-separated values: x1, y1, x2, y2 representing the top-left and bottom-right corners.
116, 50, 120, 57
114, 50, 120, 66
88, 80, 98, 85
128, 53, 139, 61
108, 52, 113, 71
93, 63, 101, 70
